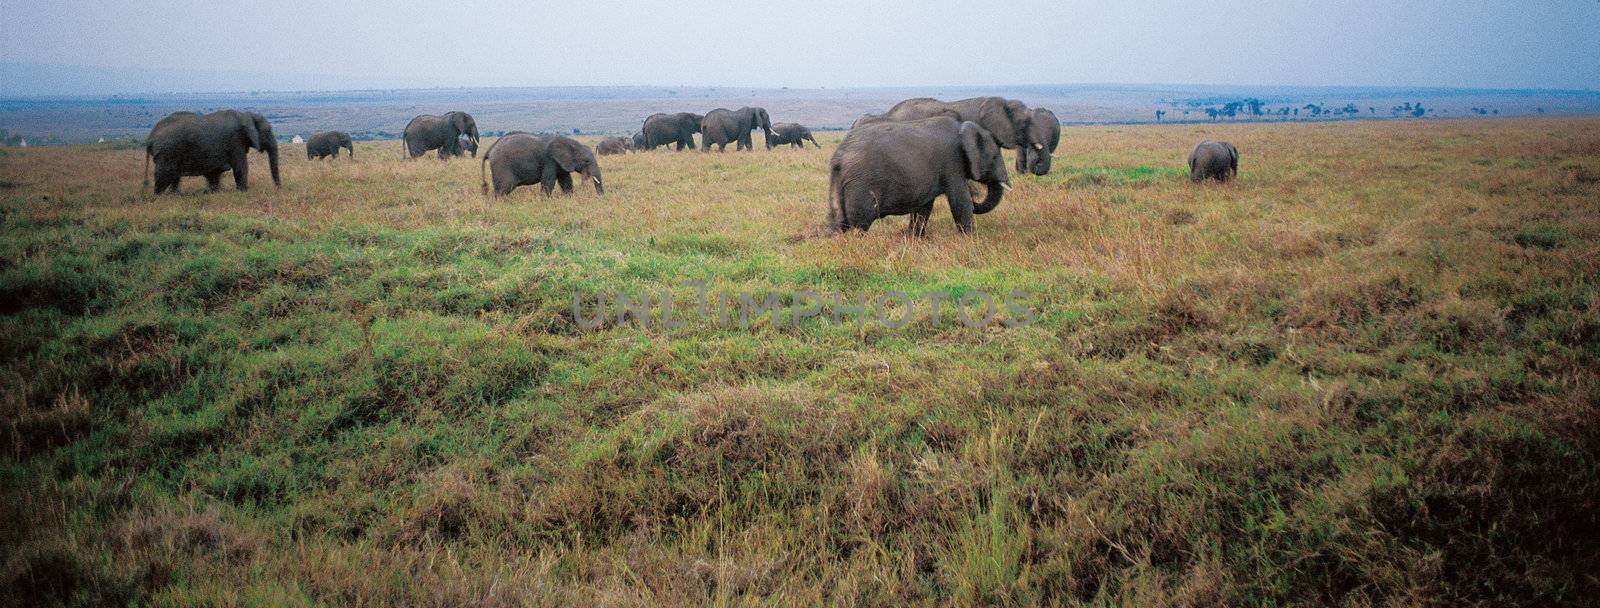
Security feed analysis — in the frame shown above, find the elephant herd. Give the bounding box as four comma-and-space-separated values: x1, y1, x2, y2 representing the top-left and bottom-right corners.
140, 99, 1238, 236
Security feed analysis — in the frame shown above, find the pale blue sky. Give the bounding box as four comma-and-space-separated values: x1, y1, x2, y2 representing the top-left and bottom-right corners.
2, 0, 1596, 94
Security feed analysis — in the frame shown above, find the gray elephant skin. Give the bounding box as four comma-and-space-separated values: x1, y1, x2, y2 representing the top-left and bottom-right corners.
700, 107, 772, 152
766, 123, 821, 149
873, 97, 1058, 176
306, 131, 354, 160
1188, 141, 1238, 182
143, 110, 281, 194
402, 111, 480, 159
452, 136, 479, 158
1015, 108, 1059, 176
481, 133, 604, 197
641, 112, 703, 151
631, 132, 647, 151
596, 136, 632, 155
828, 116, 1011, 236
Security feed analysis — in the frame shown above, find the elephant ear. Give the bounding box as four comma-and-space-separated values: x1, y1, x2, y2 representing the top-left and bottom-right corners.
550, 139, 581, 172
976, 98, 1020, 147
238, 112, 263, 151
959, 121, 991, 179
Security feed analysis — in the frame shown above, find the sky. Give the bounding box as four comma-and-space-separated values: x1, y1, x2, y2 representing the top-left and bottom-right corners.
2, 0, 1597, 95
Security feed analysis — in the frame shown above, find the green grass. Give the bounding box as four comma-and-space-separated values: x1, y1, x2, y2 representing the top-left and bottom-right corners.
2, 118, 1599, 606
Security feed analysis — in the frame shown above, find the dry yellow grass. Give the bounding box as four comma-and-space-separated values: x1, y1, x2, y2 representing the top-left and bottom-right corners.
2, 118, 1598, 605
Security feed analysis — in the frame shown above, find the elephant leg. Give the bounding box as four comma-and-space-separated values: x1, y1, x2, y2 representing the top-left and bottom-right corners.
540, 164, 559, 196
204, 172, 223, 192
944, 178, 977, 234
232, 157, 249, 191
556, 171, 574, 195
907, 205, 933, 237
154, 166, 180, 194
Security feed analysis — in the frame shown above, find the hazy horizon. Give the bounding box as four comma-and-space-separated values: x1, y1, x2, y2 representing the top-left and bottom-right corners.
3, 1, 1597, 96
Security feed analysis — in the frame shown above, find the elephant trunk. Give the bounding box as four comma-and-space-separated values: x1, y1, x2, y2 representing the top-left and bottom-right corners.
972, 180, 1006, 215
265, 141, 281, 187
585, 168, 604, 196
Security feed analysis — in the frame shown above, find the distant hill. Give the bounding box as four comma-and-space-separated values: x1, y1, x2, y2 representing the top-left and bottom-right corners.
2, 74, 1597, 144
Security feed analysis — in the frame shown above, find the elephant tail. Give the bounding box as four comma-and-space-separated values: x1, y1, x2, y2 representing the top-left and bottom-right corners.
142, 144, 151, 190
828, 161, 845, 231
480, 154, 489, 195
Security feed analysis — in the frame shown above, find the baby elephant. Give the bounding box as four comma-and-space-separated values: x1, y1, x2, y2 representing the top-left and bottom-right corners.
767, 123, 821, 149
1188, 141, 1239, 182
306, 131, 354, 160
453, 136, 479, 158
595, 136, 632, 155
829, 116, 1010, 236
482, 133, 603, 197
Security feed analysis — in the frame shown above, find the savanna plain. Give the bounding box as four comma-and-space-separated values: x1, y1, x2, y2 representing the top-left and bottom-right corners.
2, 118, 1598, 606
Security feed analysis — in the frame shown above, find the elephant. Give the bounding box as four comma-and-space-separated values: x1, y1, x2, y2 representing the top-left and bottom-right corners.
766, 122, 821, 149
596, 136, 632, 155
631, 131, 647, 151
1014, 108, 1059, 176
305, 131, 354, 160
143, 109, 281, 194
453, 135, 479, 158
481, 132, 603, 197
1188, 141, 1239, 182
828, 116, 1010, 236
402, 111, 479, 159
851, 113, 889, 130
880, 97, 1035, 151
641, 112, 702, 151
700, 106, 772, 152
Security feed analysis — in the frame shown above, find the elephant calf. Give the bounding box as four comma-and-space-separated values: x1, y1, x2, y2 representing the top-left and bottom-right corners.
453, 136, 479, 158
1188, 141, 1239, 182
829, 116, 1010, 236
306, 131, 354, 160
482, 133, 603, 197
144, 109, 281, 194
767, 123, 821, 149
596, 136, 632, 155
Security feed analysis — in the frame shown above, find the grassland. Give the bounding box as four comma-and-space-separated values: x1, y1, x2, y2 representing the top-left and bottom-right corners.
2, 118, 1598, 606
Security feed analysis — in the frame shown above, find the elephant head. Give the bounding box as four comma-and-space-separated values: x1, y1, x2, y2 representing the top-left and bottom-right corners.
748, 107, 772, 137
959, 121, 1009, 214
1018, 108, 1060, 176
240, 111, 281, 187
449, 111, 480, 146
550, 137, 603, 195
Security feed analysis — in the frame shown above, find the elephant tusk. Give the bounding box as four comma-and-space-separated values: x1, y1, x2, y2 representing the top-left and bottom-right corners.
1033, 143, 1044, 150
1000, 182, 1013, 192
592, 176, 601, 184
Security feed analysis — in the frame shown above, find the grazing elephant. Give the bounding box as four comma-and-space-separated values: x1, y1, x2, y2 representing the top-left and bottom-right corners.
481, 133, 603, 197
306, 131, 354, 160
766, 122, 821, 149
828, 116, 1010, 236
453, 135, 479, 158
1188, 141, 1239, 182
1015, 108, 1060, 176
402, 111, 480, 159
596, 136, 632, 155
700, 106, 772, 152
881, 97, 1035, 152
641, 112, 702, 150
143, 109, 281, 194
631, 131, 647, 151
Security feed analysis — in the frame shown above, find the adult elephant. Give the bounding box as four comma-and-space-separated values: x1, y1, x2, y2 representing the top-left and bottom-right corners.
882, 97, 1033, 148
402, 111, 479, 159
641, 112, 702, 151
1188, 141, 1239, 182
828, 116, 1010, 236
766, 122, 821, 149
306, 131, 354, 160
596, 136, 631, 155
481, 132, 603, 197
1014, 108, 1060, 176
700, 106, 772, 152
143, 109, 281, 194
